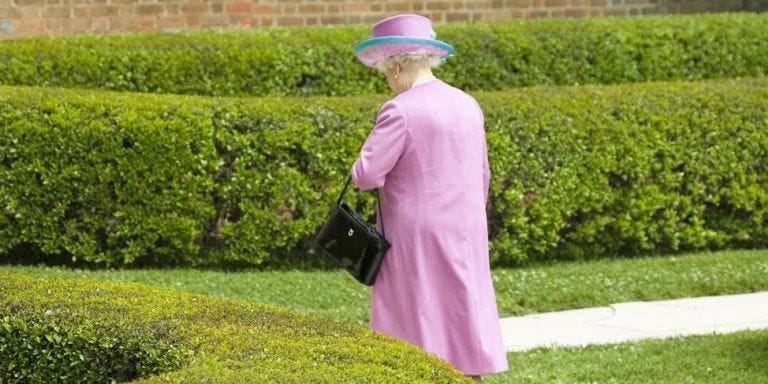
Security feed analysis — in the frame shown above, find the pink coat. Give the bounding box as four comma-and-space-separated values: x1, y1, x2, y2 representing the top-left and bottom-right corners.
351, 80, 508, 375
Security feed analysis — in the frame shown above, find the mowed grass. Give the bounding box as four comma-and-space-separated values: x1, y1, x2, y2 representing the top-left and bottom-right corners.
487, 329, 768, 384
4, 250, 767, 383
3, 249, 768, 325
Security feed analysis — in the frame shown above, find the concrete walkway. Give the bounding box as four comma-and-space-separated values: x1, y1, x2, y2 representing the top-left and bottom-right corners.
499, 291, 768, 352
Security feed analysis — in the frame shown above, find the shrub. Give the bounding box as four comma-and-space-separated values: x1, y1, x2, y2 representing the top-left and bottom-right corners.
0, 271, 469, 383
1, 78, 766, 267
0, 92, 219, 266
0, 13, 766, 97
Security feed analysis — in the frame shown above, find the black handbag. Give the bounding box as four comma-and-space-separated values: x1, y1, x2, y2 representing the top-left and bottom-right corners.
314, 177, 390, 286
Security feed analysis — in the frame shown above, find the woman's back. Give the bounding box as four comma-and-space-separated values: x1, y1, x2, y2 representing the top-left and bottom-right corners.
377, 79, 488, 231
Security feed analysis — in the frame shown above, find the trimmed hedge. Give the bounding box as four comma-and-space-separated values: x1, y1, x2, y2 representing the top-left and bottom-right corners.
0, 271, 469, 383
0, 13, 766, 97
1, 78, 767, 267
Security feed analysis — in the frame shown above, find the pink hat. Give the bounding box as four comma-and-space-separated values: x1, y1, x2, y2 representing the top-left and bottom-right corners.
354, 14, 454, 68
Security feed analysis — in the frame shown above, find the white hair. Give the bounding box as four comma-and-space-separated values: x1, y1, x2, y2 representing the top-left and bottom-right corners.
376, 51, 442, 72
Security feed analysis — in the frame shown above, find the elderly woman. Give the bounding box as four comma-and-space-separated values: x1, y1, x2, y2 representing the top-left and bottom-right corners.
350, 14, 508, 382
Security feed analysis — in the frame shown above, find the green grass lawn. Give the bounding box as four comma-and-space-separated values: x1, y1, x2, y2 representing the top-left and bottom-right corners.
3, 249, 767, 325
487, 329, 768, 384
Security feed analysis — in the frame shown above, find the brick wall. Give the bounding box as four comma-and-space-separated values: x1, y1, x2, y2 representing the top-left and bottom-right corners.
0, 0, 763, 39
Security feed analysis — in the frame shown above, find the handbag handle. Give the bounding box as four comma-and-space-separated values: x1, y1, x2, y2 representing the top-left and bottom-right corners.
337, 177, 386, 237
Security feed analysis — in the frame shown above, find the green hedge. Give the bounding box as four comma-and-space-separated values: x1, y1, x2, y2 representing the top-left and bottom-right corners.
1, 78, 767, 267
0, 13, 766, 97
0, 271, 469, 383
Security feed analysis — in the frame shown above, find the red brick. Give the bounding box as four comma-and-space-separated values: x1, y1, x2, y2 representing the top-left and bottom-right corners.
320, 15, 344, 24
385, 2, 411, 12
0, 6, 21, 18
108, 15, 128, 31
642, 6, 661, 14
276, 16, 302, 25
200, 14, 229, 27
298, 3, 324, 13
210, 2, 223, 13
158, 15, 185, 29
528, 9, 549, 17
14, 0, 45, 6
544, 0, 567, 7
181, 2, 208, 13
140, 15, 156, 28
464, 0, 487, 10
90, 5, 119, 16
327, 4, 340, 13
452, 1, 464, 9
565, 7, 588, 16
136, 4, 163, 15
63, 16, 90, 31
18, 18, 45, 33
229, 12, 254, 25
254, 5, 279, 14
427, 1, 451, 11
185, 13, 200, 26
259, 17, 274, 26
72, 7, 89, 19
604, 7, 628, 15
345, 2, 370, 12
45, 18, 62, 30
506, 0, 531, 7
43, 5, 69, 17
225, 2, 251, 13
91, 16, 110, 31
19, 7, 42, 17
446, 12, 469, 21
305, 16, 319, 24
485, 11, 507, 20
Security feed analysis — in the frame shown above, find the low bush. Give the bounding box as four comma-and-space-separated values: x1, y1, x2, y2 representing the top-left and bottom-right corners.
0, 13, 765, 97
0, 271, 468, 383
0, 77, 766, 267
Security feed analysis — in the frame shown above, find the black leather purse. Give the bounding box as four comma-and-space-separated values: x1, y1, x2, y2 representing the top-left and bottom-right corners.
314, 177, 390, 286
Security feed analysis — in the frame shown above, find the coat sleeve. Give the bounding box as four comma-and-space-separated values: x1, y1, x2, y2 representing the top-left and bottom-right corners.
473, 97, 490, 204
351, 101, 407, 190
482, 133, 490, 205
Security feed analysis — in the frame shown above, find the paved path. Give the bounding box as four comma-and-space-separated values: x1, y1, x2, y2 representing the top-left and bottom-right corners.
499, 291, 768, 352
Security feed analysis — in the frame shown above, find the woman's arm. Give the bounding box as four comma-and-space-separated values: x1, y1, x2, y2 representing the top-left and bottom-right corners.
351, 101, 407, 190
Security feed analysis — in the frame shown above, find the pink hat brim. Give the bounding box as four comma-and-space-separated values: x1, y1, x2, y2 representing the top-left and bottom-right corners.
355, 41, 453, 68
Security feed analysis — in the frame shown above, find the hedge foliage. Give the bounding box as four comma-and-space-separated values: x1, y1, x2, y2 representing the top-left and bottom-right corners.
0, 271, 469, 383
2, 78, 767, 267
0, 13, 766, 97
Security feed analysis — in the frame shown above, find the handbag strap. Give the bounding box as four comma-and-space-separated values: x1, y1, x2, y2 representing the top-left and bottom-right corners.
337, 177, 386, 237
